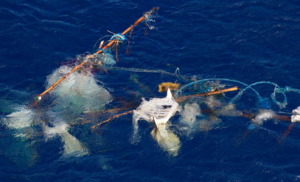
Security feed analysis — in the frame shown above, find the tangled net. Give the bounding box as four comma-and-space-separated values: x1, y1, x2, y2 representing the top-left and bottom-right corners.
35, 7, 160, 104
28, 7, 300, 137
4, 7, 299, 161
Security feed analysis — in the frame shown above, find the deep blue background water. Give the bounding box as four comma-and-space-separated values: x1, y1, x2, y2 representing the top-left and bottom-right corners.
1, 0, 300, 181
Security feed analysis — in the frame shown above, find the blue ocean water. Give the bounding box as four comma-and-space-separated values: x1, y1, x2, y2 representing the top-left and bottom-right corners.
1, 0, 300, 181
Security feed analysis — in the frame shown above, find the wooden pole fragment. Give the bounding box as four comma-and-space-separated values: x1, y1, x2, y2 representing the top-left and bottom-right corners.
176, 86, 238, 103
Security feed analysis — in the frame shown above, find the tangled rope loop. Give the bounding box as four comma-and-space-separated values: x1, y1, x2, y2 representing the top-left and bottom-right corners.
144, 13, 156, 31
271, 91, 288, 109
144, 7, 159, 19
274, 86, 292, 93
271, 86, 300, 108
176, 78, 262, 99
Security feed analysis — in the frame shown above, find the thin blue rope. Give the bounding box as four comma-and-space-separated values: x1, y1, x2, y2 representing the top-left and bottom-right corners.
178, 79, 300, 109
229, 81, 287, 107
272, 86, 300, 108
176, 78, 261, 99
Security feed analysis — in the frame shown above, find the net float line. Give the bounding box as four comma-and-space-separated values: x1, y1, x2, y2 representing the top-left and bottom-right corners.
91, 110, 133, 129
175, 86, 238, 103
37, 60, 88, 99
95, 7, 159, 55
35, 7, 159, 103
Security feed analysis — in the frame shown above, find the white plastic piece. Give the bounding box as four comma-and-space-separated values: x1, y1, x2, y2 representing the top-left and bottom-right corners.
291, 106, 300, 122
44, 122, 89, 157
133, 89, 179, 127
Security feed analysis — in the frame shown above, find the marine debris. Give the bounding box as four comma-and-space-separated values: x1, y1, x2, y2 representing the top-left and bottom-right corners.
158, 82, 180, 93
2, 7, 300, 165
35, 7, 160, 105
133, 89, 179, 128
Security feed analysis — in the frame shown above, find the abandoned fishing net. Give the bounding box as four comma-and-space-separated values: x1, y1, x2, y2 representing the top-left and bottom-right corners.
46, 65, 112, 113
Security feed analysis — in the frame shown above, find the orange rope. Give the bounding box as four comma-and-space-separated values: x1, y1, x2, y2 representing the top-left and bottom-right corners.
283, 122, 294, 138
126, 25, 135, 55
96, 7, 159, 55
116, 41, 119, 62
38, 60, 87, 98
35, 97, 39, 109
144, 21, 148, 36
278, 122, 294, 143
91, 110, 133, 129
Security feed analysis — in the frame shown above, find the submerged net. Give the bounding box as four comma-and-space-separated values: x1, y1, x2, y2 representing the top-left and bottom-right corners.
46, 65, 113, 113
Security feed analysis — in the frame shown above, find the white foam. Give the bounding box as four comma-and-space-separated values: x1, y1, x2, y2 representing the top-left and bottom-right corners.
46, 65, 112, 113
291, 106, 300, 122
44, 122, 89, 157
252, 109, 276, 125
